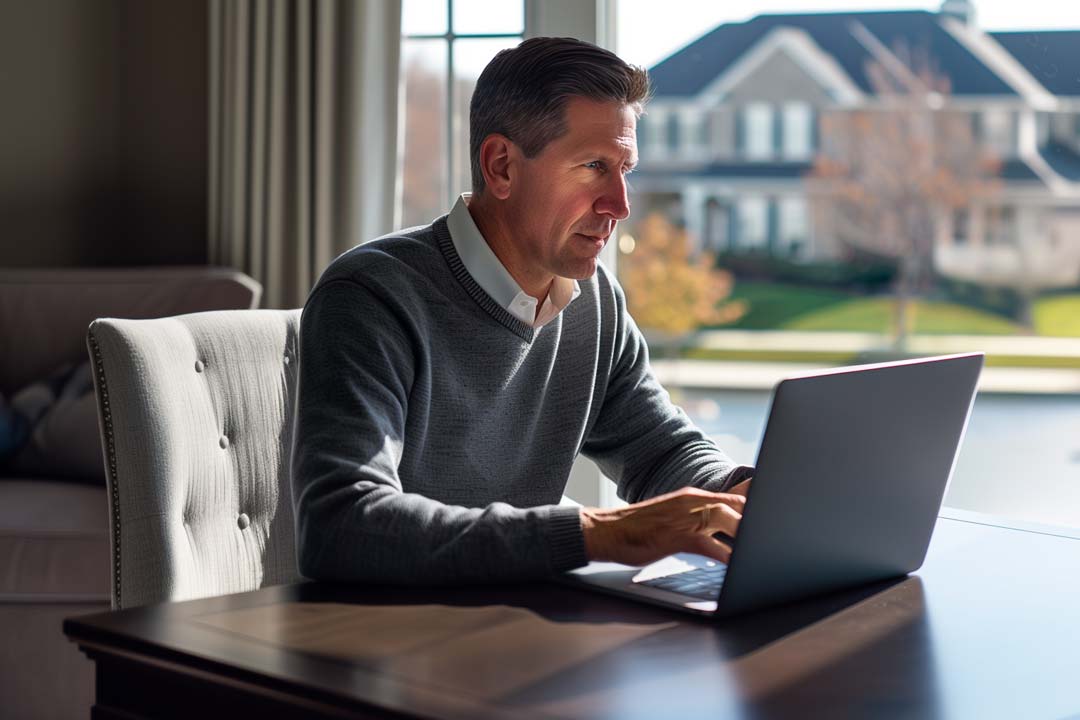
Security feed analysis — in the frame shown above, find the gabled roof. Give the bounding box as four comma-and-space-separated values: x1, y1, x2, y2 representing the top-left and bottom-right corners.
1000, 159, 1043, 182
634, 158, 1044, 184
650, 10, 1016, 99
1040, 142, 1080, 181
990, 31, 1080, 97
635, 162, 813, 179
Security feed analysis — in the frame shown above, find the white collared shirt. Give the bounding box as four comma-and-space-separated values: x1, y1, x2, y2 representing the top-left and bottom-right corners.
446, 193, 581, 328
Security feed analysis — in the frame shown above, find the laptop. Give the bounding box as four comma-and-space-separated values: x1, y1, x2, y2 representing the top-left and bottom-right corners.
562, 352, 984, 617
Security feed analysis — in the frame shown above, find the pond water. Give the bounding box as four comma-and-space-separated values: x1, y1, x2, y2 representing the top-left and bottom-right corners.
676, 388, 1080, 529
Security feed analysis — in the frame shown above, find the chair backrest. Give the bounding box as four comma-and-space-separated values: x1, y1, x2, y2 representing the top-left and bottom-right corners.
87, 309, 302, 609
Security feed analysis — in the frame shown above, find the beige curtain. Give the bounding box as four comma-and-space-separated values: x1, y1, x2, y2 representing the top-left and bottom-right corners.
209, 0, 401, 309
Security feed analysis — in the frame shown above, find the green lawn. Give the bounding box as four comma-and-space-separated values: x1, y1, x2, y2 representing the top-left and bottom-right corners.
783, 297, 1022, 334
1033, 295, 1080, 337
720, 282, 855, 330
714, 282, 1080, 337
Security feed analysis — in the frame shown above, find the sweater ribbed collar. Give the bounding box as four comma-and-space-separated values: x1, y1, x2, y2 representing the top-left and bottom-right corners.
433, 217, 538, 342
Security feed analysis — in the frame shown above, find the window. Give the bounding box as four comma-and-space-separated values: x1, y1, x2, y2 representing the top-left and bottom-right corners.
777, 197, 808, 256
982, 108, 1014, 157
953, 208, 971, 245
782, 102, 813, 160
985, 205, 1017, 246
666, 113, 681, 151
704, 198, 732, 252
392, 2, 1080, 523
695, 109, 710, 148
737, 196, 769, 249
744, 103, 774, 160
399, 0, 524, 227
642, 107, 668, 159
613, 0, 1080, 530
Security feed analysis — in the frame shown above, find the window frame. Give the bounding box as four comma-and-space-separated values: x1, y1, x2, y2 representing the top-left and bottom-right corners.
781, 101, 814, 160
737, 195, 770, 249
401, 0, 526, 216
402, 1, 611, 504
744, 102, 776, 161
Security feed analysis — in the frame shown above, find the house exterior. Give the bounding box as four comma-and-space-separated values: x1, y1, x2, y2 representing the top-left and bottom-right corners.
631, 1, 1080, 289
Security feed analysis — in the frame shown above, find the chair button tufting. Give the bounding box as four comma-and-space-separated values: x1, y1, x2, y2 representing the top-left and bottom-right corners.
195, 360, 205, 373
219, 435, 229, 449
237, 513, 250, 530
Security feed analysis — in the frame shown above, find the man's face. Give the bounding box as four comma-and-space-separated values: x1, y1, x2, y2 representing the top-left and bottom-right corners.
506, 97, 637, 283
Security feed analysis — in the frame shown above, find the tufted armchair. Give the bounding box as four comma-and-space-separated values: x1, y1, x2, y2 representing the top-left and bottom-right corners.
87, 309, 302, 609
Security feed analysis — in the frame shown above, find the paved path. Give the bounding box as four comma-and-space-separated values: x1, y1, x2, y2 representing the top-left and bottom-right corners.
655, 331, 1080, 393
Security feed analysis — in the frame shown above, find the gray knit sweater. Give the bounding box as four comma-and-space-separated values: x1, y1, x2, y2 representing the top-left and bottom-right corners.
290, 217, 752, 585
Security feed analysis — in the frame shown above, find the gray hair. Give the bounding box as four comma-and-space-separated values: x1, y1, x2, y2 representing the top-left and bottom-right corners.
469, 37, 651, 194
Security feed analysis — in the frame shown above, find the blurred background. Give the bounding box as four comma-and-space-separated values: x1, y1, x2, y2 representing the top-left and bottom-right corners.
398, 0, 1080, 526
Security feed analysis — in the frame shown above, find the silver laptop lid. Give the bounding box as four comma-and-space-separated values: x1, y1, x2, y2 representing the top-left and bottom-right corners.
713, 352, 984, 617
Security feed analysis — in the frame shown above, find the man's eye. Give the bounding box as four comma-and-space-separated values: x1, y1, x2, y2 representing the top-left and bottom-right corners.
584, 161, 605, 171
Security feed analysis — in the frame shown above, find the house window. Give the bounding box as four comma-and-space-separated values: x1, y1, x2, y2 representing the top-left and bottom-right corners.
985, 206, 1017, 246
782, 102, 813, 160
778, 197, 809, 256
744, 103, 774, 160
705, 198, 731, 252
737, 196, 769, 249
694, 110, 710, 149
666, 113, 681, 151
400, 0, 524, 227
983, 109, 1014, 158
953, 208, 971, 245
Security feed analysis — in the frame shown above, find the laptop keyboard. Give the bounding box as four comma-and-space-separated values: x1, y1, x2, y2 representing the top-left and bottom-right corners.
637, 562, 727, 601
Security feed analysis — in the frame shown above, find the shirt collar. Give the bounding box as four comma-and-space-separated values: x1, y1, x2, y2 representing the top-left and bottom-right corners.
447, 193, 580, 327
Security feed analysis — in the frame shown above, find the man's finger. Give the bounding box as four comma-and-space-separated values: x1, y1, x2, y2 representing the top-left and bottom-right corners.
691, 502, 742, 537
692, 535, 733, 565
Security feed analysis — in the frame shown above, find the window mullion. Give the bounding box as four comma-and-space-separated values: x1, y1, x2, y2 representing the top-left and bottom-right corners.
446, 38, 456, 206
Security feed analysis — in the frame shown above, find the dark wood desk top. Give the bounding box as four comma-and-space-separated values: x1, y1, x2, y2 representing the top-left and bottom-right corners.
65, 512, 1080, 720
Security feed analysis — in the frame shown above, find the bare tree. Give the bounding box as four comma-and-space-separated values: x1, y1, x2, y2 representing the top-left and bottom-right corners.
809, 45, 1002, 348
401, 56, 447, 227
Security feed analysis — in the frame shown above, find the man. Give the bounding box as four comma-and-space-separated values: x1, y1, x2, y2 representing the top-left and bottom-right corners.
291, 37, 753, 585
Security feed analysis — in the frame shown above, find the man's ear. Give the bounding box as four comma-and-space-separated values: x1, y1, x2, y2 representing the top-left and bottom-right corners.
479, 134, 515, 200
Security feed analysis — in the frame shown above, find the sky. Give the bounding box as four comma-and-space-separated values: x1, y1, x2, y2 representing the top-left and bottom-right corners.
615, 0, 1080, 68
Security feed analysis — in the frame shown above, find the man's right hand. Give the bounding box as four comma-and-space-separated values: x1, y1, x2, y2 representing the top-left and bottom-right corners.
579, 484, 749, 567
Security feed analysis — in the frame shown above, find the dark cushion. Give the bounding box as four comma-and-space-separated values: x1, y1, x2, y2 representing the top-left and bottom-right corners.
4, 362, 104, 483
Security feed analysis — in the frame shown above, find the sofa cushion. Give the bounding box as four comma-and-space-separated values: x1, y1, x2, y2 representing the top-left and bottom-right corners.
5, 362, 103, 483
0, 480, 108, 601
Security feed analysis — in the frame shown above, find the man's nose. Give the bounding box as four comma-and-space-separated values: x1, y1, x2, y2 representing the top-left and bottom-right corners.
595, 173, 630, 220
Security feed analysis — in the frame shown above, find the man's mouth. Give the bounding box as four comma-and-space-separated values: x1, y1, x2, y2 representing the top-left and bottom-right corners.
575, 231, 610, 243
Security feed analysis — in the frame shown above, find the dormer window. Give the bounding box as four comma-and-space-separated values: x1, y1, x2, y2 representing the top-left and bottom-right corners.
782, 102, 814, 160
744, 103, 775, 161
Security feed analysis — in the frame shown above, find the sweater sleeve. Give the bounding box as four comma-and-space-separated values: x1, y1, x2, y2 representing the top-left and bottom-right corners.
581, 277, 754, 503
290, 276, 586, 586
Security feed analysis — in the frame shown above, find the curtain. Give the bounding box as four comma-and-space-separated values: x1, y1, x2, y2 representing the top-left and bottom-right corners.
209, 0, 401, 309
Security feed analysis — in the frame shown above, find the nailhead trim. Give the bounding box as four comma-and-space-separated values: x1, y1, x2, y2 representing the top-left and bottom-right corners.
88, 328, 123, 610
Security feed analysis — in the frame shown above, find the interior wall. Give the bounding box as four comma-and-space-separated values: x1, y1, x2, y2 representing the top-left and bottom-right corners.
0, 0, 208, 267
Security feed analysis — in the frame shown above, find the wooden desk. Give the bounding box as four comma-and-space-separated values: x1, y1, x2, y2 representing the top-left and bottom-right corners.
65, 511, 1080, 719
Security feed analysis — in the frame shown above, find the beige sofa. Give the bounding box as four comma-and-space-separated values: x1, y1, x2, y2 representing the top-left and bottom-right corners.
0, 268, 260, 719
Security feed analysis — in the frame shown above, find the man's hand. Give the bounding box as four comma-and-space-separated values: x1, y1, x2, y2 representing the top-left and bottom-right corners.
579, 482, 752, 567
